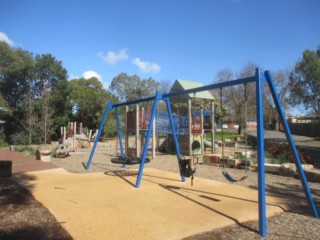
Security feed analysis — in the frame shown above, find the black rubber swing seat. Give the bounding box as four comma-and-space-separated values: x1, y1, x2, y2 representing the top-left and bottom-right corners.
111, 157, 150, 165
222, 169, 248, 183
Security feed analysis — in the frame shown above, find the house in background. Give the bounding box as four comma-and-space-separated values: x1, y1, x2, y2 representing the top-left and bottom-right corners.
290, 113, 319, 123
286, 113, 320, 137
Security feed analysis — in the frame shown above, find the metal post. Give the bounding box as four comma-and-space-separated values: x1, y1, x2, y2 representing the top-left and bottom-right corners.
136, 105, 140, 157
115, 107, 125, 158
86, 102, 113, 170
200, 109, 204, 154
152, 117, 156, 159
165, 98, 186, 182
265, 70, 319, 218
256, 68, 267, 238
188, 99, 192, 157
125, 106, 129, 157
211, 101, 215, 154
135, 92, 162, 188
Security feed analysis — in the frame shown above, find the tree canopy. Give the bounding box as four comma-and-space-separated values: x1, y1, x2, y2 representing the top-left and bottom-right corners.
110, 73, 160, 102
289, 46, 320, 118
0, 42, 69, 144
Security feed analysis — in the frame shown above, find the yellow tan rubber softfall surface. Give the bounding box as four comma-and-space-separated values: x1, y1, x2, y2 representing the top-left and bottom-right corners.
13, 168, 292, 240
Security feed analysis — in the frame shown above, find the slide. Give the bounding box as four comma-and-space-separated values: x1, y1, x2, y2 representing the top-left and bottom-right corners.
191, 140, 201, 155
203, 139, 219, 150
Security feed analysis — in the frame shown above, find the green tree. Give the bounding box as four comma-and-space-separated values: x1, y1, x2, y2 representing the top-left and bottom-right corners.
69, 77, 119, 133
110, 73, 160, 102
289, 46, 320, 118
0, 42, 34, 142
0, 43, 69, 144
34, 54, 68, 143
50, 79, 72, 140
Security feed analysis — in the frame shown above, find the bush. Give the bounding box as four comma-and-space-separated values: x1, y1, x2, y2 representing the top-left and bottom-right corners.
265, 140, 312, 165
0, 139, 9, 147
15, 146, 36, 157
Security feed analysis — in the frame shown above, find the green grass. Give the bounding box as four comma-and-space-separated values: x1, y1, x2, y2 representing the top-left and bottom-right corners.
314, 137, 320, 141
0, 139, 9, 147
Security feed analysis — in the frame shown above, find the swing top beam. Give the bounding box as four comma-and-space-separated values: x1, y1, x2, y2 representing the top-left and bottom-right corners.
113, 76, 258, 108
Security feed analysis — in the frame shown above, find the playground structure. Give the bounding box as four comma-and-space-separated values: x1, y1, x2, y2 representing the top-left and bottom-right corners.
57, 122, 98, 157
122, 79, 216, 160
86, 69, 319, 238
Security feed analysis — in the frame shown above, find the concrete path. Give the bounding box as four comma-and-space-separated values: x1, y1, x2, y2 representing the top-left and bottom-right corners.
248, 130, 320, 148
13, 168, 298, 240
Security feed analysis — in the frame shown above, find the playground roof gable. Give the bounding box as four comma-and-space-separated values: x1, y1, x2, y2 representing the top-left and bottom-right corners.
170, 79, 215, 101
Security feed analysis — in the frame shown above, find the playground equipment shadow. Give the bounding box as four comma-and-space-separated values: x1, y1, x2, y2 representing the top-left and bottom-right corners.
12, 167, 305, 240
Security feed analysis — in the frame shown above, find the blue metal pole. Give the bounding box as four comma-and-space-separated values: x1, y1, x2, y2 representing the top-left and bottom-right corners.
86, 102, 113, 170
265, 70, 319, 218
112, 76, 256, 109
135, 92, 162, 188
256, 68, 267, 238
165, 98, 186, 182
115, 107, 126, 168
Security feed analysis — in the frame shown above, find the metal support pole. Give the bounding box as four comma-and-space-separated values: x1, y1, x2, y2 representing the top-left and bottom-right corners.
136, 105, 140, 157
211, 101, 215, 154
188, 99, 192, 157
135, 92, 162, 188
152, 117, 156, 159
115, 107, 125, 159
165, 98, 186, 182
265, 70, 319, 218
86, 102, 113, 170
200, 109, 204, 154
125, 106, 129, 157
256, 68, 267, 238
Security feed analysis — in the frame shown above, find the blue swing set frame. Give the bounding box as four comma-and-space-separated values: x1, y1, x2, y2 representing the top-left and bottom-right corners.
85, 68, 319, 238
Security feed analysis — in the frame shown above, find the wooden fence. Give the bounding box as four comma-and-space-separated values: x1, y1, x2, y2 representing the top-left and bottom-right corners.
286, 120, 320, 137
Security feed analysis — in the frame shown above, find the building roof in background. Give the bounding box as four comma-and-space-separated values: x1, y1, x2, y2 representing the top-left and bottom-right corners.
169, 79, 215, 102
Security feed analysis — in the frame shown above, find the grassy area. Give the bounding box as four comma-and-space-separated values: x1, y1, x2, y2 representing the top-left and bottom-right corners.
205, 131, 241, 141
0, 139, 9, 147
314, 137, 320, 141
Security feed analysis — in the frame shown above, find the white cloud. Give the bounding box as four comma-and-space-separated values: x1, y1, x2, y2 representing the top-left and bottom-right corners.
83, 70, 102, 81
132, 58, 161, 73
70, 71, 110, 89
69, 74, 80, 80
0, 32, 14, 46
98, 48, 128, 65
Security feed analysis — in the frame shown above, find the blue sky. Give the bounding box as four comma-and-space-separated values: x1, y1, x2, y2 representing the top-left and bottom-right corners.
1, 0, 319, 92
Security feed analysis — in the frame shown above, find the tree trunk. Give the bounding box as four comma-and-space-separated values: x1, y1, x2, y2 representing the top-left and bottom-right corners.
238, 124, 242, 135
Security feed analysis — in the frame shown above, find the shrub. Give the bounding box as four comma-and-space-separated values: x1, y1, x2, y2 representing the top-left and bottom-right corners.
0, 139, 9, 147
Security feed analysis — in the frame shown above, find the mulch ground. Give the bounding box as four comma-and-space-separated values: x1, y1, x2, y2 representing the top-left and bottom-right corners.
0, 148, 71, 240
0, 178, 72, 240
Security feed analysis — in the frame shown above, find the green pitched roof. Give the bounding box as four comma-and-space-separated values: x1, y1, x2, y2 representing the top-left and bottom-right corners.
169, 79, 214, 102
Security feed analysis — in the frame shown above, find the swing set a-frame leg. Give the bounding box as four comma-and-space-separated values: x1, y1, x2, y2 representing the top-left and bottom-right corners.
165, 98, 186, 183
265, 70, 319, 219
135, 92, 162, 188
86, 102, 113, 170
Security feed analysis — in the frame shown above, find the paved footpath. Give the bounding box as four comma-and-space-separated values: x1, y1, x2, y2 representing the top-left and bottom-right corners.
0, 148, 57, 174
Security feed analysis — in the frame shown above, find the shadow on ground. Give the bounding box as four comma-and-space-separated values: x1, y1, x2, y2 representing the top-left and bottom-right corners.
0, 175, 72, 240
